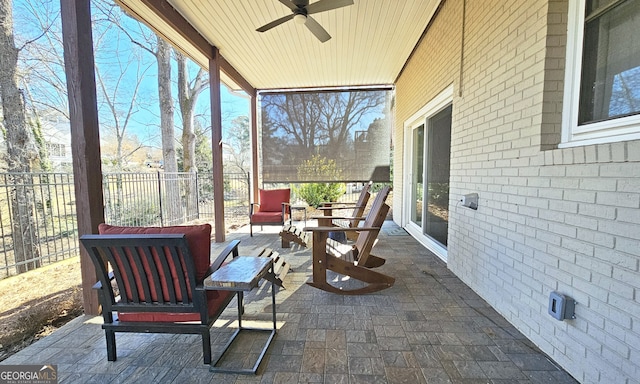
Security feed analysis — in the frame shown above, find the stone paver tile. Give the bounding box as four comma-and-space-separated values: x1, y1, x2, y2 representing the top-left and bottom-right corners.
349, 374, 388, 384
456, 332, 495, 346
263, 354, 302, 373
380, 350, 409, 367
487, 345, 511, 362
406, 331, 439, 345
436, 333, 463, 346
297, 372, 323, 383
281, 340, 305, 355
477, 361, 528, 380
346, 330, 377, 343
347, 342, 381, 358
440, 360, 461, 380
269, 372, 299, 383
301, 348, 325, 373
524, 370, 578, 383
378, 337, 411, 351
326, 329, 347, 349
306, 329, 326, 342
434, 345, 474, 361
348, 357, 374, 375
420, 367, 452, 383
385, 366, 427, 384
466, 346, 499, 361
452, 360, 488, 379
508, 353, 559, 371
324, 373, 349, 384
325, 348, 348, 374
412, 345, 445, 368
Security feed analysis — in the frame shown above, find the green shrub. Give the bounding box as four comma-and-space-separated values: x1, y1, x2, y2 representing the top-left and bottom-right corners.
294, 155, 345, 208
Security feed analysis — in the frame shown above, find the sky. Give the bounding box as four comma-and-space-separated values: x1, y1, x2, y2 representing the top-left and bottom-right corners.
13, 0, 249, 151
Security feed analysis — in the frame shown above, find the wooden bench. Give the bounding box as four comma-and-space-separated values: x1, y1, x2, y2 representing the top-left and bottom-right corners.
80, 233, 241, 365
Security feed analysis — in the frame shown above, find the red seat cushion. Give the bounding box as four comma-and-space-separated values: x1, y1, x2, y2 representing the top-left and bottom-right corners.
257, 188, 290, 212
97, 223, 232, 322
251, 211, 286, 224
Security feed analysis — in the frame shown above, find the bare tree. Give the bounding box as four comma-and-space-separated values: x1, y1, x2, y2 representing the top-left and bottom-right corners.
0, 0, 40, 272
157, 37, 182, 223
96, 56, 151, 171
223, 115, 250, 174
96, 4, 183, 223
176, 51, 208, 173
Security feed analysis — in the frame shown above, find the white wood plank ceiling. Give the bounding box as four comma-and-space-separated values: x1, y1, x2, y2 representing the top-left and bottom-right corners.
116, 0, 441, 91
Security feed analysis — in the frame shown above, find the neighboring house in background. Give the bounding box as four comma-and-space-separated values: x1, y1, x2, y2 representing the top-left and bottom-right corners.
393, 1, 639, 383
0, 112, 73, 171
42, 116, 73, 171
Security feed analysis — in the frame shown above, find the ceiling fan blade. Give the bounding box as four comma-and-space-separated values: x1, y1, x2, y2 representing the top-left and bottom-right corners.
256, 14, 294, 32
278, 0, 299, 12
305, 16, 331, 42
306, 0, 354, 14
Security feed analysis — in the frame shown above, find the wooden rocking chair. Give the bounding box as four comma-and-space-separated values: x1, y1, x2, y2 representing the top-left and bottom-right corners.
304, 186, 394, 295
280, 183, 388, 248
317, 181, 372, 241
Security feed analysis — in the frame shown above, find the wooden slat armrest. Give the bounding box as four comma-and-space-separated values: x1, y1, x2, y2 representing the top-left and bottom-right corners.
304, 226, 380, 233
317, 204, 363, 210
309, 215, 365, 221
200, 240, 241, 283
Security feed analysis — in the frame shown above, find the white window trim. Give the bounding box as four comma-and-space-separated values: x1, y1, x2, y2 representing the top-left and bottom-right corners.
560, 0, 640, 148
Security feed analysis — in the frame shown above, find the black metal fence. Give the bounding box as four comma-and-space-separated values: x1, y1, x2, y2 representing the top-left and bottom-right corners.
0, 172, 250, 279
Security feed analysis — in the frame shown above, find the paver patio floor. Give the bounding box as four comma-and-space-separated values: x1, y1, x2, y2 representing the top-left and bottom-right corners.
1, 221, 578, 383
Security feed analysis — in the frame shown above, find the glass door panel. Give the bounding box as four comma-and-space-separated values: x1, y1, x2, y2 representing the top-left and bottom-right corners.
424, 105, 452, 246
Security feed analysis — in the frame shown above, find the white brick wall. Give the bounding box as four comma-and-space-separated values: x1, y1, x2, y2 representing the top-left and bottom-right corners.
394, 0, 640, 382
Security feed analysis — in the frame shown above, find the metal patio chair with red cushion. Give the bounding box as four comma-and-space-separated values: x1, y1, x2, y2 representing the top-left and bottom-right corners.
249, 188, 291, 236
80, 223, 240, 364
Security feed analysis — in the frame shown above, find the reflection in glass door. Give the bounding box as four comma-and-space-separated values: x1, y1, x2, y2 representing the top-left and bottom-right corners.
411, 125, 424, 227
424, 105, 451, 246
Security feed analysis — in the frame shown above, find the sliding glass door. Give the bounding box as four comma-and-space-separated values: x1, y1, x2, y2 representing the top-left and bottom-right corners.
405, 99, 452, 261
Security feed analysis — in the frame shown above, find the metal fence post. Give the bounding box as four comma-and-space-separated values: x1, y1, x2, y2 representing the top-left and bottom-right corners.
157, 171, 164, 226
195, 173, 200, 220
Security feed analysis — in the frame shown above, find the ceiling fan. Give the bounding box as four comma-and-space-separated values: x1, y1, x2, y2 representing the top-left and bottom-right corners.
256, 0, 354, 43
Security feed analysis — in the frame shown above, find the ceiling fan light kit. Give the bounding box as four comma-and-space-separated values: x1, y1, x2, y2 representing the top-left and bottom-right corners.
293, 13, 307, 25
257, 0, 354, 42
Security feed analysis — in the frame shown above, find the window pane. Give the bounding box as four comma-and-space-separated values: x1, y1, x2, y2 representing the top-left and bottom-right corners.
579, 0, 640, 124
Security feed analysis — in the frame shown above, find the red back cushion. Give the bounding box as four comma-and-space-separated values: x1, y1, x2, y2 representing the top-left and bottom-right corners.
98, 223, 222, 322
98, 223, 211, 279
258, 188, 290, 212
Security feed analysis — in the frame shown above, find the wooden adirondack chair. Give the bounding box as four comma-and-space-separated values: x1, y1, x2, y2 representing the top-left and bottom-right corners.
304, 187, 394, 295
317, 181, 372, 241
280, 183, 388, 248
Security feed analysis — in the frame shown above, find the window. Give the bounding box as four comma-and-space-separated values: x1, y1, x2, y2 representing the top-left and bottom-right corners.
562, 0, 640, 147
46, 143, 66, 157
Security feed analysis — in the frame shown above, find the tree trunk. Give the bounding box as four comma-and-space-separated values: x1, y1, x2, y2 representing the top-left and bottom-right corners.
157, 37, 182, 224
176, 52, 207, 219
0, 0, 40, 272
177, 54, 196, 174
